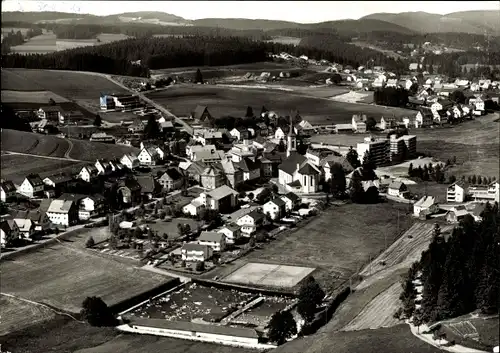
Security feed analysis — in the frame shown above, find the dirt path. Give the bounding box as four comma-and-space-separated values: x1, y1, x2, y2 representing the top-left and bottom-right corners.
64, 139, 74, 159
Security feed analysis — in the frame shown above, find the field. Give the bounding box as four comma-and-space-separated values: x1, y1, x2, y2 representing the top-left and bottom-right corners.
439, 316, 500, 351
1, 90, 69, 104
266, 36, 302, 45
0, 242, 171, 313
223, 262, 315, 288
0, 295, 55, 336
351, 41, 405, 60
1, 153, 84, 185
146, 85, 415, 125
126, 282, 255, 322
1, 129, 139, 162
2, 69, 128, 111
146, 217, 203, 240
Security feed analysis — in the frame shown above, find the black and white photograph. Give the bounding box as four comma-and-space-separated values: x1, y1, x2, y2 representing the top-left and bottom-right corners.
0, 1, 499, 352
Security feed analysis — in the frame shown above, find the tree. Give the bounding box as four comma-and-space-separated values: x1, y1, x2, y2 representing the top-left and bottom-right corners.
93, 114, 102, 127
413, 308, 424, 333
85, 236, 95, 248
248, 236, 256, 248
194, 68, 203, 84
329, 164, 346, 198
297, 277, 325, 323
471, 174, 477, 185
278, 138, 286, 152
48, 98, 56, 106
267, 311, 297, 345
346, 146, 361, 169
80, 296, 117, 327
364, 186, 379, 204
349, 172, 365, 203
260, 106, 268, 116
450, 90, 466, 104
365, 116, 377, 130
245, 106, 254, 118
408, 163, 414, 177
144, 115, 161, 140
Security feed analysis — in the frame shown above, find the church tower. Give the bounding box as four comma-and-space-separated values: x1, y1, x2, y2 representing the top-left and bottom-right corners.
286, 114, 297, 157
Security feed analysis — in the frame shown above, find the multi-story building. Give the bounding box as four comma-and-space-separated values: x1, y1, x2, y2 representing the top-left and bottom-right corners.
401, 135, 417, 158
389, 135, 406, 163
447, 181, 468, 203
357, 137, 389, 167
468, 181, 499, 203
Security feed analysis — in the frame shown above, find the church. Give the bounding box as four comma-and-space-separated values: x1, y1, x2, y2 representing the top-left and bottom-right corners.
277, 117, 321, 194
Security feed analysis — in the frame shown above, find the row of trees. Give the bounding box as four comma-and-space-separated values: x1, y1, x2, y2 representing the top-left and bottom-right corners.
373, 87, 409, 108
408, 163, 446, 183
400, 205, 499, 323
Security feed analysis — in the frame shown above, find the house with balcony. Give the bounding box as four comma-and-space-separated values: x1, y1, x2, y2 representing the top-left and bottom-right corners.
181, 243, 213, 262
237, 210, 266, 237
468, 181, 499, 203
198, 231, 226, 252
447, 181, 468, 203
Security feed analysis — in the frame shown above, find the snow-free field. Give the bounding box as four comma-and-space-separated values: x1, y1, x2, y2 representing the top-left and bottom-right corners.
223, 262, 316, 288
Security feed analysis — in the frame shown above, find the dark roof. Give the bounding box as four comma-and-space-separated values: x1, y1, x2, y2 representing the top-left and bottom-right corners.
321, 155, 354, 173
298, 163, 320, 175
58, 193, 86, 203
284, 192, 300, 202
39, 199, 52, 213
44, 174, 73, 184
278, 152, 307, 175
1, 180, 16, 193
288, 180, 302, 187
122, 178, 142, 192
238, 157, 260, 172
192, 105, 210, 120
247, 210, 265, 222
129, 318, 259, 339
26, 174, 43, 187
161, 168, 182, 181
439, 100, 454, 109
417, 107, 434, 117
269, 197, 286, 207
0, 219, 17, 233
40, 106, 64, 113
136, 176, 156, 194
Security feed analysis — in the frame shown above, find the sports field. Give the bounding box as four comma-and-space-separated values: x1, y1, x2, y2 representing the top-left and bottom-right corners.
146, 84, 414, 125
223, 262, 316, 288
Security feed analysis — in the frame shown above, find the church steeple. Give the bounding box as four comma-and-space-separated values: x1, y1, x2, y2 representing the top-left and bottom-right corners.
286, 114, 296, 157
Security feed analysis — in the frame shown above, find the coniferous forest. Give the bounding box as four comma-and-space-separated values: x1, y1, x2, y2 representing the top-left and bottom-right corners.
400, 203, 499, 323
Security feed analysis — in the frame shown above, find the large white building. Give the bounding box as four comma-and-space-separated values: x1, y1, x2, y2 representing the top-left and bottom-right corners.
447, 181, 467, 203
357, 137, 389, 167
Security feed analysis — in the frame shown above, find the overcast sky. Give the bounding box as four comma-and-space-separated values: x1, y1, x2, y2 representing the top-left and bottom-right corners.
3, 1, 499, 23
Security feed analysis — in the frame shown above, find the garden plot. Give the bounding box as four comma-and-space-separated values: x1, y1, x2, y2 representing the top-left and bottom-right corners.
126, 282, 254, 323
223, 262, 315, 288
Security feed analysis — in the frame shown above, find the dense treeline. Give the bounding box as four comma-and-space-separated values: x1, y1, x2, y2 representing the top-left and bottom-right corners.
426, 51, 500, 68
295, 35, 407, 72
266, 28, 351, 42
400, 205, 499, 323
374, 87, 409, 107
1, 30, 25, 54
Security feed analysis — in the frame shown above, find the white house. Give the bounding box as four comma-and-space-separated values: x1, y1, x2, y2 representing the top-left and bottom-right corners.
469, 97, 485, 112
120, 153, 140, 170
413, 196, 436, 217
236, 210, 265, 236
0, 219, 20, 247
13, 218, 35, 239
468, 181, 500, 203
78, 165, 99, 183
95, 159, 115, 175
46, 199, 78, 227
200, 185, 238, 213
198, 231, 226, 252
217, 224, 241, 245
138, 147, 160, 166
280, 192, 301, 212
181, 243, 213, 262
263, 198, 287, 220
229, 128, 250, 142
19, 174, 44, 198
447, 181, 467, 203
183, 199, 204, 216
158, 168, 184, 191
388, 181, 408, 198
274, 127, 287, 140
79, 195, 106, 220
0, 180, 17, 202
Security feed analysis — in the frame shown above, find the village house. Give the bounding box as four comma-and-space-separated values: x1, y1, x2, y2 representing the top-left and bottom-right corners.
137, 176, 161, 200
238, 157, 261, 181
217, 223, 241, 245
198, 231, 226, 252
43, 174, 73, 194
183, 199, 204, 216
192, 148, 225, 163
19, 174, 44, 198
37, 106, 64, 122
95, 159, 115, 176
138, 147, 161, 166
200, 185, 238, 213
187, 144, 215, 160
78, 165, 99, 183
447, 181, 468, 203
0, 180, 17, 202
237, 210, 266, 236
229, 141, 258, 163
263, 198, 287, 220
120, 153, 140, 170
260, 157, 274, 178
79, 194, 106, 220
0, 219, 19, 247
181, 243, 213, 262
117, 178, 142, 204
468, 96, 485, 113
13, 218, 35, 239
46, 199, 78, 227
379, 116, 397, 131
191, 106, 213, 126
11, 209, 50, 233
280, 192, 301, 212
200, 165, 226, 190
413, 196, 437, 217
446, 206, 469, 223
127, 119, 145, 133
229, 127, 250, 142
388, 181, 408, 198
413, 107, 434, 128
221, 159, 243, 189
256, 122, 270, 137
158, 168, 184, 192
352, 114, 367, 133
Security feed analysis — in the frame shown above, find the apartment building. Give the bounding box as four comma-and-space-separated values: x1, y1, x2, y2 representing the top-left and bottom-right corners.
357, 137, 389, 167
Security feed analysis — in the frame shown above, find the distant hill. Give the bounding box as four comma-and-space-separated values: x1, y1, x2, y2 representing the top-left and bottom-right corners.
307, 19, 416, 36
192, 18, 300, 31
362, 11, 500, 35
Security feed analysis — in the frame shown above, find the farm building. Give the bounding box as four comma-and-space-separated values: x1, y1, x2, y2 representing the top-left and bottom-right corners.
43, 174, 73, 189
446, 207, 469, 223
10, 209, 50, 233
191, 105, 213, 126
0, 219, 20, 247
158, 168, 184, 191
413, 196, 437, 217
388, 181, 408, 198
38, 106, 64, 122
78, 165, 99, 183
182, 199, 204, 216
138, 147, 161, 166
120, 153, 140, 170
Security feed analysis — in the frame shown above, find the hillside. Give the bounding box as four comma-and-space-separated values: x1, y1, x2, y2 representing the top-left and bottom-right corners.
307, 19, 416, 36
362, 10, 500, 35
192, 18, 300, 31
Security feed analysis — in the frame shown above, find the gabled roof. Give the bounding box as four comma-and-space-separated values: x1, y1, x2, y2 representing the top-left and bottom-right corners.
59, 193, 86, 203
1, 180, 16, 193
238, 157, 260, 172
278, 152, 307, 175
136, 176, 157, 194
206, 185, 238, 200
219, 223, 240, 232
283, 192, 300, 203
198, 231, 224, 243
81, 165, 99, 175
192, 105, 210, 120
298, 163, 320, 175
25, 174, 43, 187
244, 210, 265, 222
187, 161, 208, 176
321, 155, 354, 173
414, 196, 435, 208
182, 242, 211, 256
389, 181, 405, 190
0, 219, 18, 232
161, 168, 183, 181
267, 197, 286, 207
47, 199, 74, 213
44, 174, 73, 184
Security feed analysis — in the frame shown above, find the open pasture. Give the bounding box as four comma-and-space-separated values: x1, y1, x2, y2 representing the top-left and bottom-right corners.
223, 262, 315, 288
10, 33, 58, 54
0, 242, 171, 313
238, 202, 414, 292
0, 295, 55, 336
151, 61, 297, 76
1, 90, 69, 104
146, 218, 202, 240
266, 36, 302, 45
146, 85, 414, 125
2, 69, 128, 111
1, 154, 84, 185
